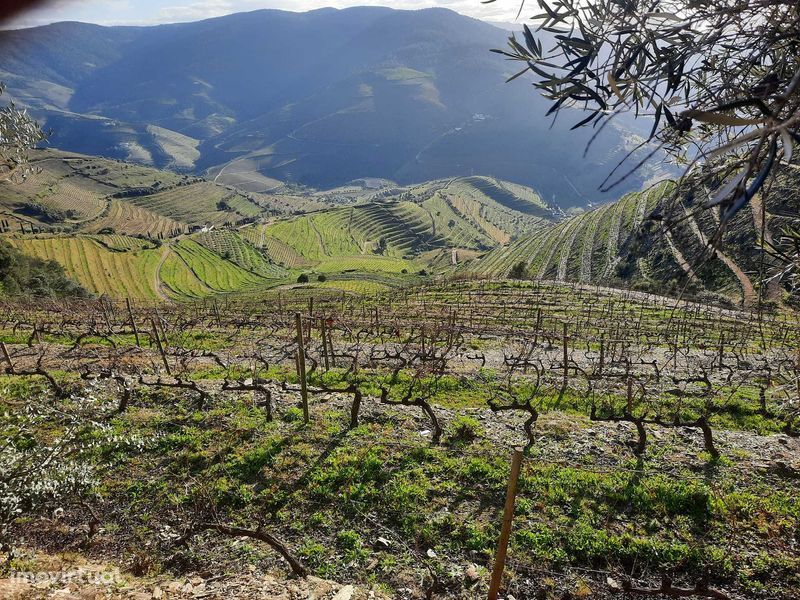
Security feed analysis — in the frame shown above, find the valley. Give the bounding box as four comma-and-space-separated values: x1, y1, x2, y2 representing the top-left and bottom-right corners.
0, 7, 672, 207
0, 2, 798, 599
0, 149, 560, 299
1, 148, 793, 310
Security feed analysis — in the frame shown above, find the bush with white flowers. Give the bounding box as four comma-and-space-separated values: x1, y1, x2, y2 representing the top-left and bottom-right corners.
0, 382, 143, 550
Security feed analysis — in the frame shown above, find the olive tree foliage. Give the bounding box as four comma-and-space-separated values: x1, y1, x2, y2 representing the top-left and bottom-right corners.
0, 83, 48, 183
487, 0, 800, 285
0, 381, 142, 561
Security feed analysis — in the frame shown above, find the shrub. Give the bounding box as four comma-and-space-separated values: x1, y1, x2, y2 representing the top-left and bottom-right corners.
447, 415, 482, 444
336, 529, 363, 550
508, 261, 528, 280
317, 274, 327, 282
297, 273, 309, 284
0, 240, 89, 298
282, 407, 304, 423
0, 388, 142, 551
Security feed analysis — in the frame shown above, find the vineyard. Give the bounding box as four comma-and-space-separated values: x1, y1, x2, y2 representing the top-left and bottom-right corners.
3, 4, 799, 597
170, 239, 271, 293
5, 149, 800, 309
470, 171, 800, 308
6, 236, 164, 299
89, 234, 158, 252
126, 183, 262, 227
193, 229, 287, 279
65, 153, 186, 190
83, 199, 187, 238
470, 186, 664, 284
1, 280, 797, 599
5, 235, 286, 301
235, 176, 558, 283
0, 154, 112, 227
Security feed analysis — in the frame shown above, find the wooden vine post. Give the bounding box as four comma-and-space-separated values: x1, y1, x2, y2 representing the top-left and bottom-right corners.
562, 322, 569, 388
327, 317, 337, 368
126, 298, 141, 347
150, 318, 171, 375
320, 317, 330, 371
488, 449, 523, 600
295, 312, 309, 423
1, 341, 14, 374
599, 334, 605, 375
307, 297, 314, 339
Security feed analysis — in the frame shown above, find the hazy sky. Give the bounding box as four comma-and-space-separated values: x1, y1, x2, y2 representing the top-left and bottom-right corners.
5, 0, 528, 28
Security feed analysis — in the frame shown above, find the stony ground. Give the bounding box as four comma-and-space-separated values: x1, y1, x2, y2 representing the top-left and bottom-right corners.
0, 550, 385, 600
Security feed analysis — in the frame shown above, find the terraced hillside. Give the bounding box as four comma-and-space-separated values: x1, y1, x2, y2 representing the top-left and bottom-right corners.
241, 176, 557, 275
7, 236, 165, 300
0, 149, 292, 237
470, 172, 800, 307
5, 233, 288, 301
1, 149, 564, 299
82, 199, 186, 239
471, 193, 635, 281
194, 230, 287, 279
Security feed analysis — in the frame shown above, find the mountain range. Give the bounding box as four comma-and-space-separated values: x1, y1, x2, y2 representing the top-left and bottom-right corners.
0, 7, 668, 208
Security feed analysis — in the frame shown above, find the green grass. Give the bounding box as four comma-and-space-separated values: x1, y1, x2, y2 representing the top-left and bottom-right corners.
316, 255, 413, 274
8, 236, 162, 300
193, 230, 287, 279
75, 388, 799, 597
311, 279, 391, 294
172, 239, 269, 293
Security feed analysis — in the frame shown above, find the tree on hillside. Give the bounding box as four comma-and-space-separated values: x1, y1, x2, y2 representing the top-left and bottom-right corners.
489, 0, 800, 291
0, 83, 47, 182
509, 260, 528, 279
0, 240, 89, 298
0, 87, 87, 297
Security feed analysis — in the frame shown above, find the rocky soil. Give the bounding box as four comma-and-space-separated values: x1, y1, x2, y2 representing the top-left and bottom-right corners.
0, 551, 385, 600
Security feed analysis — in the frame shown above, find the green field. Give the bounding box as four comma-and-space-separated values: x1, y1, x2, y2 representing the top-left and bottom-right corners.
193, 229, 287, 279
8, 236, 163, 299
311, 279, 391, 294
171, 239, 269, 293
